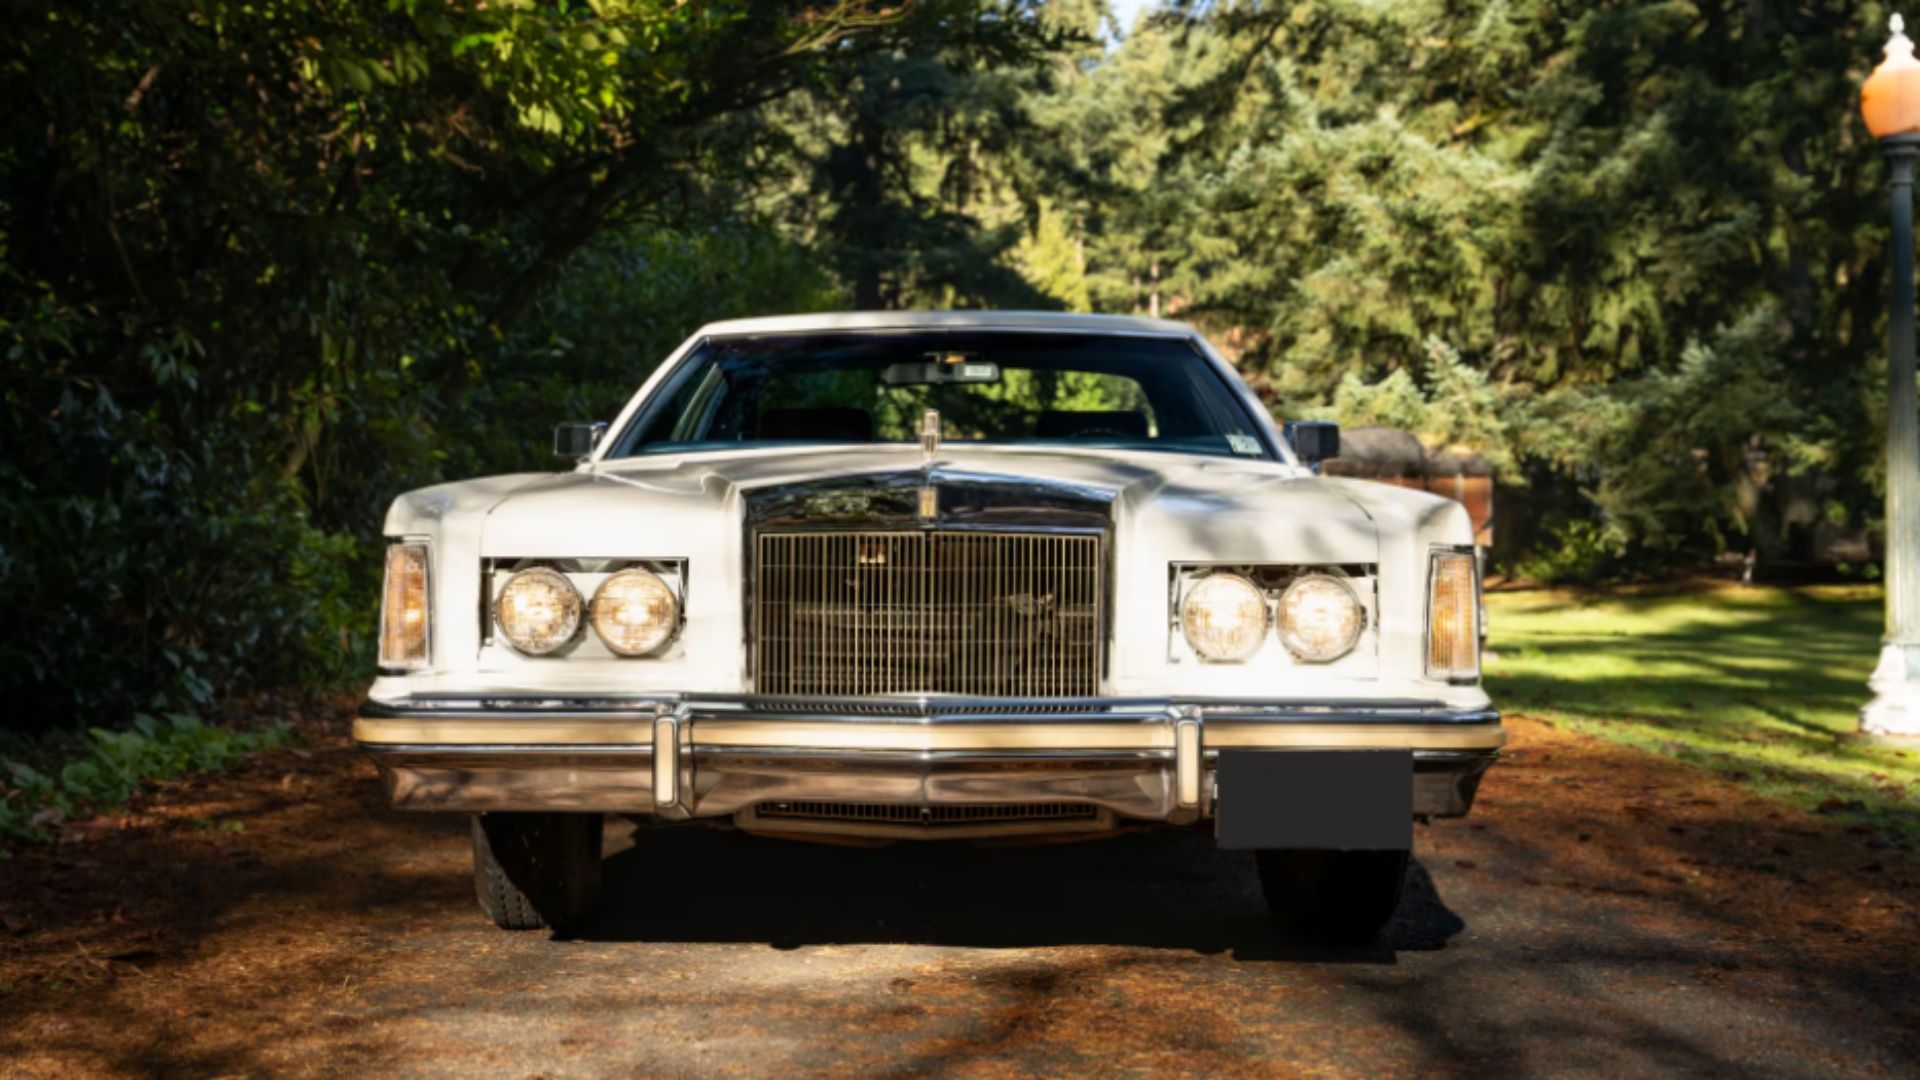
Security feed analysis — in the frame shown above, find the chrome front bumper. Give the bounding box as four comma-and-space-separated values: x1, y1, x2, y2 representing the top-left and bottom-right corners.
355, 695, 1503, 839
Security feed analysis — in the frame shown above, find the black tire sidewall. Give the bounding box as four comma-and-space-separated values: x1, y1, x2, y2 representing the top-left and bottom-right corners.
472, 812, 604, 932
1255, 848, 1409, 943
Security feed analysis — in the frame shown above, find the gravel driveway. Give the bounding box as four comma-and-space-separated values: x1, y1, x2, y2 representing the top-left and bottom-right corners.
4, 712, 1918, 1078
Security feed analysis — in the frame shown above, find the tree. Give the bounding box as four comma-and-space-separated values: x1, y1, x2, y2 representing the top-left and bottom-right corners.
0, 0, 1031, 726
1120, 0, 1889, 572
758, 1, 1076, 309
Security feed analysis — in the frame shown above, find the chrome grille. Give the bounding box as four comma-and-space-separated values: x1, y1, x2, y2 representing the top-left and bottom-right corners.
756, 801, 1098, 826
753, 531, 1103, 697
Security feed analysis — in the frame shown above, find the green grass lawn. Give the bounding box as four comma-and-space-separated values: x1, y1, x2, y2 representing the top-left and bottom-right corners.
1484, 583, 1920, 841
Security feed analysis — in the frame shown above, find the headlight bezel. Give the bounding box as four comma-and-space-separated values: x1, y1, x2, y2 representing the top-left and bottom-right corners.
1178, 571, 1272, 663
1275, 572, 1366, 663
494, 565, 585, 656
590, 568, 681, 657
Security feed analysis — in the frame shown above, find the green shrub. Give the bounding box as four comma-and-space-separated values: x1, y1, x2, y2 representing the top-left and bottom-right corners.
0, 327, 371, 732
1510, 518, 1627, 586
0, 713, 286, 846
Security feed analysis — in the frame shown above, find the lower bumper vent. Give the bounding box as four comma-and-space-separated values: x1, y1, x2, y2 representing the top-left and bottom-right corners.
754, 801, 1098, 826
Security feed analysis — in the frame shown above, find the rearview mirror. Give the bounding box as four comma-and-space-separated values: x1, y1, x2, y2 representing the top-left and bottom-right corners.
881, 356, 1001, 386
1284, 420, 1339, 470
554, 422, 606, 460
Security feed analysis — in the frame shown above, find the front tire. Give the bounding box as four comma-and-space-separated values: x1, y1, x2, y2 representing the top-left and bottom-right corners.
471, 812, 604, 932
1255, 848, 1408, 943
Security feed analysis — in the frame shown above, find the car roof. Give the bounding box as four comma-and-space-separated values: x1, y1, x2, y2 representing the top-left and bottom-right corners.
691, 310, 1197, 338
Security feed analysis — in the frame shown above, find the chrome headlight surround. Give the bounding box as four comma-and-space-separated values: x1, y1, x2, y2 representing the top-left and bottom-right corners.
590, 569, 681, 657
494, 566, 584, 656
378, 539, 431, 671
1179, 572, 1271, 663
1275, 572, 1366, 662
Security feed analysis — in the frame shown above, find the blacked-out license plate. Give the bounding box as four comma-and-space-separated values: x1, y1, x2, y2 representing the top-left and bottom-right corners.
1214, 749, 1412, 850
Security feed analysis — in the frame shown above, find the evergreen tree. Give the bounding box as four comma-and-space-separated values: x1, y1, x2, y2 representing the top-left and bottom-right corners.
1119, 0, 1892, 572
757, 2, 1076, 309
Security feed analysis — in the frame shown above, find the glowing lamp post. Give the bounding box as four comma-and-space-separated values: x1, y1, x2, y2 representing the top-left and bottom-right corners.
1862, 15, 1920, 735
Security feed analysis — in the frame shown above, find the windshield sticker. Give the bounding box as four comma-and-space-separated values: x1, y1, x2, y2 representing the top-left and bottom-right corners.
1227, 434, 1262, 456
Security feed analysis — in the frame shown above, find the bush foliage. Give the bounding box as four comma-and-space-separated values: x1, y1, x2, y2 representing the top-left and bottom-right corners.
0, 713, 287, 844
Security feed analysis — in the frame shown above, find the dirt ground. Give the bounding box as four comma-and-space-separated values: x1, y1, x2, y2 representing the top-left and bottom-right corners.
3, 707, 1919, 1079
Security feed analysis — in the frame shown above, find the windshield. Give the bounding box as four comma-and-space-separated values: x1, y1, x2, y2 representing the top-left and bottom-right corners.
607, 331, 1274, 461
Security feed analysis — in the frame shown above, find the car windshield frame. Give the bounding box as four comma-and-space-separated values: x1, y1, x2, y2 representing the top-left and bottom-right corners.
601, 329, 1281, 463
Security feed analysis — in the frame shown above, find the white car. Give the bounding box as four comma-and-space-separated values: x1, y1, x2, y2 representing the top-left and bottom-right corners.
357, 311, 1502, 940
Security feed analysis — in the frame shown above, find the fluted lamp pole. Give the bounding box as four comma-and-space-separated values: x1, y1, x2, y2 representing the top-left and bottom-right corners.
1862, 14, 1920, 736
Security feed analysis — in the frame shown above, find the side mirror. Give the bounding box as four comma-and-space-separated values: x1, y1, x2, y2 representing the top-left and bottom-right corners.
554, 422, 607, 461
1284, 420, 1340, 470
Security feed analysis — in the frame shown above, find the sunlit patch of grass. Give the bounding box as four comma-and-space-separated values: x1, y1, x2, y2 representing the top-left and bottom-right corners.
1485, 583, 1920, 841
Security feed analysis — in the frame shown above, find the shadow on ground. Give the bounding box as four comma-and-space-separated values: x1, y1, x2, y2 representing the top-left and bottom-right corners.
582, 824, 1464, 962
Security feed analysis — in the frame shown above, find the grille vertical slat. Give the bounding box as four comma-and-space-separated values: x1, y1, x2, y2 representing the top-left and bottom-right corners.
754, 530, 1103, 697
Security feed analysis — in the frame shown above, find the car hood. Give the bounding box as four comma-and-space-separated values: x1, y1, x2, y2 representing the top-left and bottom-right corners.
472, 445, 1384, 563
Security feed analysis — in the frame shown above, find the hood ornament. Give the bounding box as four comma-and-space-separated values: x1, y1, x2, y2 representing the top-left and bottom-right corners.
920, 408, 941, 459
918, 409, 941, 522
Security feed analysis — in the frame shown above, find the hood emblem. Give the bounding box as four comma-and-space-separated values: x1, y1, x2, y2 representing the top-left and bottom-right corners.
920, 408, 941, 459
805, 491, 873, 518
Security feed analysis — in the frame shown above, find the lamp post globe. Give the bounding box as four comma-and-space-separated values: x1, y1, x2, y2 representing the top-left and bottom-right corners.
1862, 14, 1920, 736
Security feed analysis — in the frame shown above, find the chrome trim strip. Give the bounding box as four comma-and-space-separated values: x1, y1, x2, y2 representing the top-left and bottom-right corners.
365, 744, 1492, 763
361, 701, 664, 719
362, 745, 1497, 760
681, 709, 1173, 727
696, 747, 1173, 764
355, 717, 1503, 752
679, 719, 1174, 751
1193, 706, 1500, 726
374, 745, 655, 756
355, 696, 1503, 755
362, 694, 1497, 723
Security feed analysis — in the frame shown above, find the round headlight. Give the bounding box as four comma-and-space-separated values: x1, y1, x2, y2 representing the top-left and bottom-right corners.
590, 570, 679, 656
1277, 573, 1364, 662
1180, 573, 1269, 662
495, 567, 582, 655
